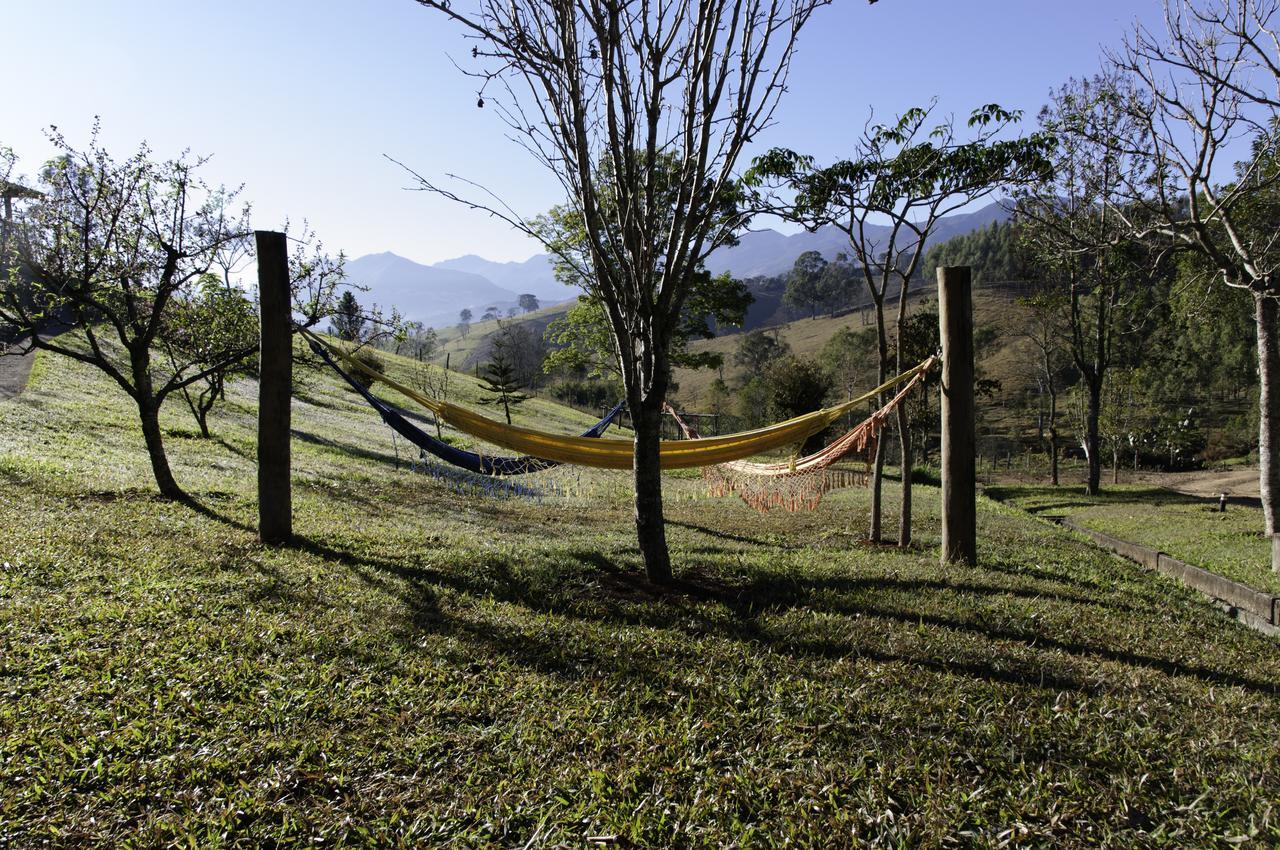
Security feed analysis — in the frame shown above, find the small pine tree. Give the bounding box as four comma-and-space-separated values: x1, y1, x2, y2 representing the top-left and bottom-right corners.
331, 291, 365, 341
478, 348, 531, 424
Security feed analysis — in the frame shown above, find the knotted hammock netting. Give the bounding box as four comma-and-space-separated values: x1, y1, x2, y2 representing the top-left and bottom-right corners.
667, 367, 930, 512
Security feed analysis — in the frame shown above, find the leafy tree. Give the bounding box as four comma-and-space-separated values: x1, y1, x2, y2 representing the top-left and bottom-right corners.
518, 293, 539, 314
477, 345, 531, 425
818, 253, 861, 315
542, 297, 619, 380
416, 0, 827, 582
0, 130, 369, 499
733, 329, 791, 378
820, 324, 878, 403
482, 306, 499, 322
704, 376, 733, 427
544, 267, 749, 381
737, 376, 773, 430
161, 274, 258, 438
1159, 254, 1255, 403
457, 308, 472, 337
331, 290, 365, 341
0, 129, 252, 499
1098, 367, 1152, 482
784, 250, 828, 318
765, 355, 832, 453
752, 102, 1053, 544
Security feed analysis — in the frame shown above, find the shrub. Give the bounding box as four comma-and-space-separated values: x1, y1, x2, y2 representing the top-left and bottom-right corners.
351, 348, 386, 390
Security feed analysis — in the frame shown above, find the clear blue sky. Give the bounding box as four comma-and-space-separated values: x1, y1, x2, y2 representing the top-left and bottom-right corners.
3, 1, 1162, 265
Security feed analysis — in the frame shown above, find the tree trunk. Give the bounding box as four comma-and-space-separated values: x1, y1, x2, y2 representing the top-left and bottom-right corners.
1112, 444, 1120, 485
1085, 380, 1102, 496
1049, 430, 1059, 486
869, 297, 889, 543
180, 384, 210, 438
1254, 290, 1280, 537
896, 405, 913, 547
870, 436, 886, 542
632, 397, 671, 584
138, 398, 184, 499
130, 343, 184, 499
893, 275, 913, 549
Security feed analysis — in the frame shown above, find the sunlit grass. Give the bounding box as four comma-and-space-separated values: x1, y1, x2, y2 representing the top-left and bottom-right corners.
989, 483, 1280, 596
0, 346, 1278, 847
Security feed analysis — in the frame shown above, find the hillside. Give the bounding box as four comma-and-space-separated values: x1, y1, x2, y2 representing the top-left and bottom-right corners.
3, 334, 1278, 845
432, 297, 580, 371
671, 281, 1039, 411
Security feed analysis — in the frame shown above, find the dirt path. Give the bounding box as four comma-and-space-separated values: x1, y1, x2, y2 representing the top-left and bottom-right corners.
0, 341, 37, 402
1143, 467, 1261, 501
988, 464, 1263, 502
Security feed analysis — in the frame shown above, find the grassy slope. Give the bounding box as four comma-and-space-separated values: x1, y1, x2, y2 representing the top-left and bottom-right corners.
1, 347, 1279, 847
672, 287, 1037, 416
351, 338, 618, 450
433, 299, 575, 370
987, 483, 1280, 596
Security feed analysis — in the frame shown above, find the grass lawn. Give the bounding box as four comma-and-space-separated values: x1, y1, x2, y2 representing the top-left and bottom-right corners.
986, 483, 1280, 597
1, 346, 1279, 847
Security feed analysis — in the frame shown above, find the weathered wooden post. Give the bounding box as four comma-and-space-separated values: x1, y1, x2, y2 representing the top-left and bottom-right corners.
256, 230, 292, 544
939, 266, 976, 565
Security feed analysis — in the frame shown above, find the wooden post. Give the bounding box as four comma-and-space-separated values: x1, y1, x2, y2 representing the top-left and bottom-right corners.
939, 266, 976, 565
256, 230, 292, 544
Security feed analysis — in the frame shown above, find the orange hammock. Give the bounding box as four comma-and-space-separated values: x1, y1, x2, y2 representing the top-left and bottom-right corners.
667, 367, 931, 512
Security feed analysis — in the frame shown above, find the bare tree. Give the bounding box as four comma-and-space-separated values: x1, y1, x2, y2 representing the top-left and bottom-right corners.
1108, 0, 1280, 540
410, 0, 832, 582
1016, 288, 1071, 485
1013, 75, 1156, 496
751, 103, 1051, 544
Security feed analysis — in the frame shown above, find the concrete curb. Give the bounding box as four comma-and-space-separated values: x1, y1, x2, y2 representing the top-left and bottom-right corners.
1052, 516, 1280, 638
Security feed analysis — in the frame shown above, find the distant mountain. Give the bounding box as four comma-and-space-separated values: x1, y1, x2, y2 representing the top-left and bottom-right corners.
705, 201, 1012, 278
432, 253, 576, 305
344, 252, 523, 329
348, 202, 1011, 330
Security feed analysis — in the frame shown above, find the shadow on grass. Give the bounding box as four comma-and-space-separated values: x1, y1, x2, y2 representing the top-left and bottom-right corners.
169, 475, 1277, 699
291, 428, 398, 467
280, 529, 1278, 699
666, 519, 786, 549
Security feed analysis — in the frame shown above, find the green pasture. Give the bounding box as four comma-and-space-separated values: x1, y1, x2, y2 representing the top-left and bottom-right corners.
1, 347, 1277, 847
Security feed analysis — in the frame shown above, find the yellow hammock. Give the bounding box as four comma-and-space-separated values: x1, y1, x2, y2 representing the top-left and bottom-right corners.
303, 329, 935, 470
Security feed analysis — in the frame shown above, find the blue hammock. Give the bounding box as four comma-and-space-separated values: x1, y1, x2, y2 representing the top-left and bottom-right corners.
311, 342, 624, 476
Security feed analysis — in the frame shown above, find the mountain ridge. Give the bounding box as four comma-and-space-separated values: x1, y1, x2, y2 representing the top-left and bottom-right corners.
346, 202, 1011, 328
